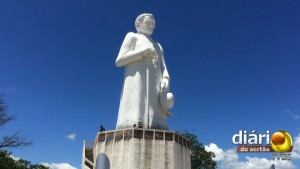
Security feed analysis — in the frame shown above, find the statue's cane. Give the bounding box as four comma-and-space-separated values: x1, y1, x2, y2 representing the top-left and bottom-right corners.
146, 51, 157, 129
146, 56, 150, 129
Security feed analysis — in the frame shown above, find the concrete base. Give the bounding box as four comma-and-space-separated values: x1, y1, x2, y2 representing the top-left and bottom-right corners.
92, 128, 191, 169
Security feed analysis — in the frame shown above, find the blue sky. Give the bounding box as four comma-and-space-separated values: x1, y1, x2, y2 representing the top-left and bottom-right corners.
1, 1, 300, 168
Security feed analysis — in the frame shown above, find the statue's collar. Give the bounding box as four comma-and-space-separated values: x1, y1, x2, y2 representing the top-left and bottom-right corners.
137, 32, 152, 38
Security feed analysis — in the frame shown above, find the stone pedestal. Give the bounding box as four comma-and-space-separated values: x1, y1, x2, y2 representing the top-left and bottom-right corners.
92, 128, 191, 169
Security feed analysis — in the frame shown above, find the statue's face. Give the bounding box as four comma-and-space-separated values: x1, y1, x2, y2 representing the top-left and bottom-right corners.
138, 16, 155, 36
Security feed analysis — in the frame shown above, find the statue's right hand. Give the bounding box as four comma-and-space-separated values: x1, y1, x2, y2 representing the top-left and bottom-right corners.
141, 48, 158, 60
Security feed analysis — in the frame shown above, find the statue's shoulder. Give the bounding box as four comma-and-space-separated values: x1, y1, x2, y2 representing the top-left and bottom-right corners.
124, 32, 139, 40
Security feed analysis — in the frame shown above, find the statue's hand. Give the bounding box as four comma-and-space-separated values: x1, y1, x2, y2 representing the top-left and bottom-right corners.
160, 78, 170, 92
141, 48, 158, 60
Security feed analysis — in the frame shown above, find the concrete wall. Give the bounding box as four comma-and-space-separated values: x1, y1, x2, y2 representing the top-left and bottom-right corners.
93, 129, 191, 169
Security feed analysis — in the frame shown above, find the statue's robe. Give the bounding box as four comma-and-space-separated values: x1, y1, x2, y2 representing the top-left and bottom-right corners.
115, 32, 170, 130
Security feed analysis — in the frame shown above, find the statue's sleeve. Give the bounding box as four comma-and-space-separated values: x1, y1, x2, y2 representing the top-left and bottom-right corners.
158, 43, 170, 81
115, 32, 143, 67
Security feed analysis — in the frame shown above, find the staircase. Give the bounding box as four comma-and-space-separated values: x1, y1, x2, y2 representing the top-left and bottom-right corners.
82, 140, 94, 169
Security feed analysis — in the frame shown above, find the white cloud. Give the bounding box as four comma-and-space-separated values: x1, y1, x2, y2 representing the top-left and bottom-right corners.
4, 86, 16, 93
287, 110, 300, 120
205, 143, 297, 169
66, 133, 76, 141
205, 143, 225, 161
292, 133, 300, 159
41, 162, 77, 169
10, 155, 20, 161
291, 114, 300, 120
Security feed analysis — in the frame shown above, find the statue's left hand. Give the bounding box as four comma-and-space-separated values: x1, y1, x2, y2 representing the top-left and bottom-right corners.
160, 78, 169, 92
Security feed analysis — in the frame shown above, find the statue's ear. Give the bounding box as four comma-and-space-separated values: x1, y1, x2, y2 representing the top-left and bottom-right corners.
135, 25, 141, 32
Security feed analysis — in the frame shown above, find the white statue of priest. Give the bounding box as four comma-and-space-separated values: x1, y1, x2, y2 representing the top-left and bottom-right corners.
115, 13, 174, 130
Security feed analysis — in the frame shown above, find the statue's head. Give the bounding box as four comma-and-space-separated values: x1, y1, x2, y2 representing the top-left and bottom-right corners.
135, 13, 155, 36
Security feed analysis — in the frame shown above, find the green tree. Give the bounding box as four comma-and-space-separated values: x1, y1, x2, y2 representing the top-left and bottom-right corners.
182, 131, 217, 169
0, 150, 49, 169
0, 150, 18, 168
